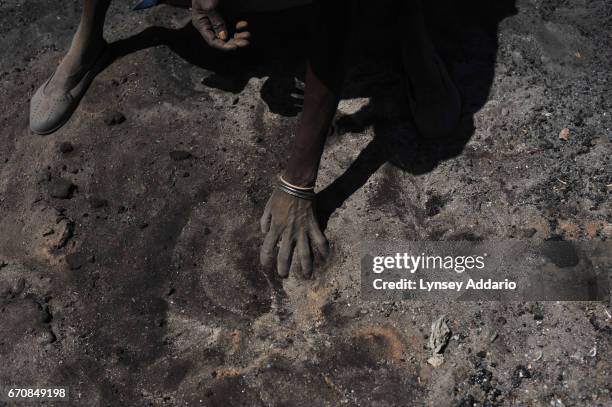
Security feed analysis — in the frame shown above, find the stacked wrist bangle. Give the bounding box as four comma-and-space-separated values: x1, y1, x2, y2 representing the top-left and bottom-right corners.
278, 175, 316, 200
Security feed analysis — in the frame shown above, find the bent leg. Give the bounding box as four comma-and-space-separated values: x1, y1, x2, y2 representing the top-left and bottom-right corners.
400, 1, 461, 139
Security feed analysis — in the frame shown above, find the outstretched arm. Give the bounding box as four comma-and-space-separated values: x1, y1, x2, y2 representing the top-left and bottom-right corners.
260, 1, 352, 278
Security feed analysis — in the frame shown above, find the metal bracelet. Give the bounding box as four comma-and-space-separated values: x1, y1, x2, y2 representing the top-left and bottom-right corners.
279, 175, 315, 191
277, 177, 316, 200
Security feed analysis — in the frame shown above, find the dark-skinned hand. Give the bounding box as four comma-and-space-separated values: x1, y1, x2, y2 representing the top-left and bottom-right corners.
192, 0, 250, 51
260, 190, 330, 278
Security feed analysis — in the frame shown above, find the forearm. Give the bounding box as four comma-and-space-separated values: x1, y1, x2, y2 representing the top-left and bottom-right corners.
282, 1, 352, 187
283, 64, 339, 186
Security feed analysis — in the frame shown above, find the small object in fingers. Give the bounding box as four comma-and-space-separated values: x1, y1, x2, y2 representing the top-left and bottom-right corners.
218, 30, 228, 41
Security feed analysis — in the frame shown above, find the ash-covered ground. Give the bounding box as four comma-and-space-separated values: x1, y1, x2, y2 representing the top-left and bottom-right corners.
0, 0, 610, 406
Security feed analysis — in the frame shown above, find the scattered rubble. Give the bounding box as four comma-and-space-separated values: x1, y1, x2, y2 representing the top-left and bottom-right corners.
511, 365, 531, 388
427, 315, 451, 367
89, 196, 109, 209
169, 150, 192, 161
0, 1, 610, 405
52, 218, 75, 250
103, 110, 126, 126
47, 177, 75, 199
58, 142, 74, 154
65, 252, 88, 270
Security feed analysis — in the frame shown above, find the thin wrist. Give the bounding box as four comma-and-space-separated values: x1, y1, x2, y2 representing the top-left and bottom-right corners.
277, 176, 316, 200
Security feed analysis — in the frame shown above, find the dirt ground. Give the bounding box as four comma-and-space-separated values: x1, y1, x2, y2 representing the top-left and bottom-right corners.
0, 0, 610, 406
